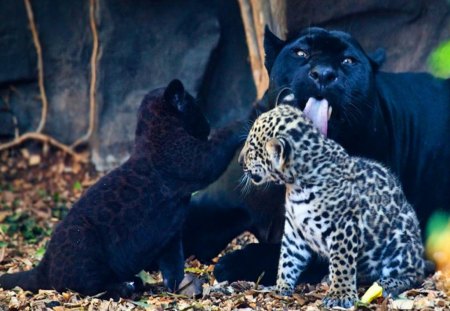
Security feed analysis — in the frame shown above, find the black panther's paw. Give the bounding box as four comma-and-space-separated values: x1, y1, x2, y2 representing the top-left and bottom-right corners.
102, 282, 136, 300
183, 205, 251, 262
214, 243, 279, 285
214, 243, 328, 286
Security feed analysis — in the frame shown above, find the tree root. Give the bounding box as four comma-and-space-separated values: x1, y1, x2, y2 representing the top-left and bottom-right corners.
0, 132, 88, 162
24, 0, 48, 134
71, 0, 99, 149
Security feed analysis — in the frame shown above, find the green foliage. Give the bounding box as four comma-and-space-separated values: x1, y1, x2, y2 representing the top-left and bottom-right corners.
52, 204, 69, 220
130, 300, 152, 308
136, 270, 159, 285
50, 191, 69, 219
428, 40, 450, 78
426, 210, 449, 239
3, 212, 50, 243
0, 183, 14, 193
37, 189, 47, 198
184, 267, 207, 274
34, 245, 46, 260
53, 192, 60, 203
73, 181, 82, 191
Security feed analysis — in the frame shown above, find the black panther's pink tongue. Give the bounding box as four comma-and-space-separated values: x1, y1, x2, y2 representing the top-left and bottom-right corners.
303, 97, 330, 137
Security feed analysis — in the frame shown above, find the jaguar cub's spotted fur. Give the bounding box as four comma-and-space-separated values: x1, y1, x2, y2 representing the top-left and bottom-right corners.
239, 104, 425, 309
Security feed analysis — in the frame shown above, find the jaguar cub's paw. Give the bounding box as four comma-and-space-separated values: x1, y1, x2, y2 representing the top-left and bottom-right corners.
322, 291, 357, 309
276, 284, 294, 296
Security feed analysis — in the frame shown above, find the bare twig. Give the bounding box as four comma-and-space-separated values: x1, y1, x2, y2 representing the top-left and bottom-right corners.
24, 0, 48, 133
255, 271, 265, 289
71, 0, 99, 149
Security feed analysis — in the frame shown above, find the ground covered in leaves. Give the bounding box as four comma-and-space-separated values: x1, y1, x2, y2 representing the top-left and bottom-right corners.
0, 148, 449, 310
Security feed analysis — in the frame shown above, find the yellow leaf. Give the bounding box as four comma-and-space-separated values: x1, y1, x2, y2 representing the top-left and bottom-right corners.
360, 282, 383, 304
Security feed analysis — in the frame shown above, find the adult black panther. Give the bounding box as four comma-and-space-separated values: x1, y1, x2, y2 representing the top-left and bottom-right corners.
208, 27, 450, 285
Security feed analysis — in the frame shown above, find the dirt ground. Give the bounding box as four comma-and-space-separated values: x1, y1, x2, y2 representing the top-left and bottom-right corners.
0, 148, 449, 310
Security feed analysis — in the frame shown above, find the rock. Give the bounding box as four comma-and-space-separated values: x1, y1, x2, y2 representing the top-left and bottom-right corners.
0, 109, 16, 140
283, 0, 450, 72
92, 0, 256, 170
92, 0, 221, 170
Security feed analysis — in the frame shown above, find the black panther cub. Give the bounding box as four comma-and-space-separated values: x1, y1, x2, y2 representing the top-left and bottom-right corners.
0, 79, 242, 299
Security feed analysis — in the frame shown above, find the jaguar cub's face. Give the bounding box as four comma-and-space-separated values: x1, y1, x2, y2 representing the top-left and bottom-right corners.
239, 105, 315, 186
264, 27, 384, 140
238, 121, 273, 185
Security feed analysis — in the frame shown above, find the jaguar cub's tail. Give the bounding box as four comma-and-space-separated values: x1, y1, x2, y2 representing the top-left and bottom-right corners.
0, 268, 43, 292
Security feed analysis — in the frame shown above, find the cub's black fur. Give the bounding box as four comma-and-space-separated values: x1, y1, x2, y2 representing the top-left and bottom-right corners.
0, 80, 242, 298
213, 27, 449, 284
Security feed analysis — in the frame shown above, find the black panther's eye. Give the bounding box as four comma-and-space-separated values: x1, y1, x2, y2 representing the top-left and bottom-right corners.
342, 57, 356, 64
292, 48, 309, 58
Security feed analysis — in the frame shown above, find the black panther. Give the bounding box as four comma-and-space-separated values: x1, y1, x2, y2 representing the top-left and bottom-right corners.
0, 79, 243, 299
212, 27, 449, 285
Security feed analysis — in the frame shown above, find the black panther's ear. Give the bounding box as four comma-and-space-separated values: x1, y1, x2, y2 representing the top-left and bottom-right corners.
264, 25, 285, 74
164, 79, 186, 112
368, 48, 386, 71
265, 136, 291, 170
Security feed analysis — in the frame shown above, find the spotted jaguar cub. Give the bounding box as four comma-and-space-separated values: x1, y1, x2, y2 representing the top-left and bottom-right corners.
239, 102, 425, 309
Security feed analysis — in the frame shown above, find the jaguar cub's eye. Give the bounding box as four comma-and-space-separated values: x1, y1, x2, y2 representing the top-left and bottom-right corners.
293, 48, 309, 58
342, 57, 356, 64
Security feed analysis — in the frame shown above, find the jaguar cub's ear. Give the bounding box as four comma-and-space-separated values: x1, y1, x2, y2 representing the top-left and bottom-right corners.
164, 79, 187, 112
265, 137, 291, 170
264, 26, 285, 74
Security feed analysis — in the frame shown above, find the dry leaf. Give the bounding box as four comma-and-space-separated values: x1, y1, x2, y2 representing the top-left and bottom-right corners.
28, 154, 41, 166
391, 299, 414, 310
2, 191, 14, 204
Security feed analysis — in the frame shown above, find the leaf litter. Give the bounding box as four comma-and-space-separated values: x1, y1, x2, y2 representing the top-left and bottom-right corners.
0, 149, 449, 310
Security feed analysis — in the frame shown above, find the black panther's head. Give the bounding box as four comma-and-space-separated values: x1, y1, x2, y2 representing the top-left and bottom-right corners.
264, 27, 385, 140
162, 79, 211, 141
136, 79, 210, 143
134, 79, 212, 178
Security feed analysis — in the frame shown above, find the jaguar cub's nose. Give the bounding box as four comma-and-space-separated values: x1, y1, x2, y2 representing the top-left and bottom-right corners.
309, 65, 337, 87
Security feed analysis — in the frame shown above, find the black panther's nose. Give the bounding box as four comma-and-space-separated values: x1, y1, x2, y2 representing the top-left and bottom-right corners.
309, 65, 337, 87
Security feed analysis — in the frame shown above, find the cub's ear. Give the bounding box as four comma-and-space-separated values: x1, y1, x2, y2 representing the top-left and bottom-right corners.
164, 79, 186, 112
264, 25, 285, 74
368, 48, 386, 71
265, 137, 291, 170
